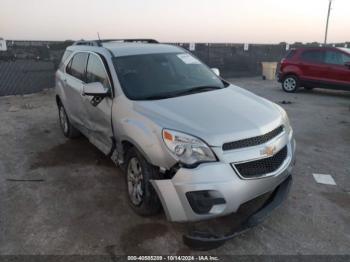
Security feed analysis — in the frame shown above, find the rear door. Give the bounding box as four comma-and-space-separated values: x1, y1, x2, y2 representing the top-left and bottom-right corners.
324, 49, 350, 86
298, 49, 328, 83
64, 52, 89, 131
83, 53, 114, 154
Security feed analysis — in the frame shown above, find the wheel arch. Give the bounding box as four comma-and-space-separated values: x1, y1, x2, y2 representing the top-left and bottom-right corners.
55, 95, 62, 106
120, 139, 155, 167
282, 72, 300, 81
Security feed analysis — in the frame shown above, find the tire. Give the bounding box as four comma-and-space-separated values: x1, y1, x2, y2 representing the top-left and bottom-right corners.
282, 75, 299, 93
124, 147, 161, 216
58, 103, 81, 138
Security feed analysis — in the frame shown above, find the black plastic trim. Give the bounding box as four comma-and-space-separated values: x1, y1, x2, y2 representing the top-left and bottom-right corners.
183, 175, 293, 251
222, 126, 284, 151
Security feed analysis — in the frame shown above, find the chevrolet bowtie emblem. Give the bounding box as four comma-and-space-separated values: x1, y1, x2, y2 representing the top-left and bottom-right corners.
261, 145, 277, 157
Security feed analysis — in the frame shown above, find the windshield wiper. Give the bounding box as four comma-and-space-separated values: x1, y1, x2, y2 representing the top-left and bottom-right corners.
170, 85, 223, 97
142, 94, 175, 100
142, 86, 223, 100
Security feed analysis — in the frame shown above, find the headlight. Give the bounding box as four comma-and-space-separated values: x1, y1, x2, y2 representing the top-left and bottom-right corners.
274, 103, 292, 133
281, 109, 292, 133
162, 129, 216, 166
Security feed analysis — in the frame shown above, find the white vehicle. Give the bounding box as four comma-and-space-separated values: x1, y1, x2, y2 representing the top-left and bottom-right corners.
55, 39, 296, 248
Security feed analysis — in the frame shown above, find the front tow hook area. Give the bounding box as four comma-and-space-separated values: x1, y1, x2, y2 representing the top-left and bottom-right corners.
183, 175, 293, 251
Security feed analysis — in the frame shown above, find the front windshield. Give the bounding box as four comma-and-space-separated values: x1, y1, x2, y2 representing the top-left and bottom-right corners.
113, 52, 225, 100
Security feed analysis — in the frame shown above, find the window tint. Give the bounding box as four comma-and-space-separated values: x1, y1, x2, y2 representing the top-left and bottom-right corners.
68, 53, 89, 81
66, 58, 73, 74
301, 50, 324, 63
113, 52, 224, 100
86, 54, 111, 89
324, 51, 350, 65
285, 50, 296, 59
59, 50, 72, 70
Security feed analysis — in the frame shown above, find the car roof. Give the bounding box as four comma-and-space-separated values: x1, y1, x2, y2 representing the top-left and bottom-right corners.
67, 42, 184, 57
337, 47, 350, 54
103, 42, 183, 57
295, 46, 349, 52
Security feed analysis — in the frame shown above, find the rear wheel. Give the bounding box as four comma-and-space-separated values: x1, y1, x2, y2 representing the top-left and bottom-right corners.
124, 147, 161, 216
282, 75, 299, 93
58, 103, 81, 138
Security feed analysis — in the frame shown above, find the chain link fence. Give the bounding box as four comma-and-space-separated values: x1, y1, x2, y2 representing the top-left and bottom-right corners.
0, 41, 349, 96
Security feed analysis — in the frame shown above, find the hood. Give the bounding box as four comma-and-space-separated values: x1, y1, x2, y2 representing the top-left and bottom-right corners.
133, 85, 284, 147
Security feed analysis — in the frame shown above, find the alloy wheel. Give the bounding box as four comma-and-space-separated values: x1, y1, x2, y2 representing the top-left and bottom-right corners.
59, 106, 69, 134
283, 77, 297, 91
127, 157, 144, 206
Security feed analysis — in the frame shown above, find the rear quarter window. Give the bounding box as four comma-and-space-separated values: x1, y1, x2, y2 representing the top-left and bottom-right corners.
59, 50, 73, 70
66, 52, 89, 81
285, 50, 296, 60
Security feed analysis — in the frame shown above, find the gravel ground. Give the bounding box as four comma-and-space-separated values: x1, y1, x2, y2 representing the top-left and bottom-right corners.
0, 78, 349, 256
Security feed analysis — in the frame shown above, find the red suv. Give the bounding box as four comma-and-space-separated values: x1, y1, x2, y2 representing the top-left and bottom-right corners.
278, 47, 350, 92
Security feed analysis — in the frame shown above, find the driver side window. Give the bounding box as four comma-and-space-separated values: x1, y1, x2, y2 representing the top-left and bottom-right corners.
86, 53, 111, 90
324, 51, 350, 65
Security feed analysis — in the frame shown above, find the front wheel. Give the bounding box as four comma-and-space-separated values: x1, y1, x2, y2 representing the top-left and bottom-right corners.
124, 147, 161, 216
282, 75, 299, 93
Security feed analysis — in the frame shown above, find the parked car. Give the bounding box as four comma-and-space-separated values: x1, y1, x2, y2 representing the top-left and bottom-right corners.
55, 39, 295, 247
278, 47, 350, 92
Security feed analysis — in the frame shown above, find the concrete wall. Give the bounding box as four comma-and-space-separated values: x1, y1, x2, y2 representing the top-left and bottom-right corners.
0, 40, 349, 96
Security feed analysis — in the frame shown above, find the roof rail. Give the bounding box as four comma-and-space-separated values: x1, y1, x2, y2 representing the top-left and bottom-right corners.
101, 39, 159, 44
72, 39, 159, 47
73, 40, 101, 46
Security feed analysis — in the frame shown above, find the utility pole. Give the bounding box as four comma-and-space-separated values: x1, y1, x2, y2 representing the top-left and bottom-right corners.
324, 0, 333, 46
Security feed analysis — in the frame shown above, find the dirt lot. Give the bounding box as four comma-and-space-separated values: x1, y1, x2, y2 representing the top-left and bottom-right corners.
0, 78, 349, 255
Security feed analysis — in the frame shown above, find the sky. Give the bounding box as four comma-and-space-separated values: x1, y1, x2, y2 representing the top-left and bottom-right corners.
1, 0, 349, 43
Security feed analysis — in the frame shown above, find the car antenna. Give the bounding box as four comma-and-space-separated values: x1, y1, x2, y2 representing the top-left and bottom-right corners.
97, 32, 102, 46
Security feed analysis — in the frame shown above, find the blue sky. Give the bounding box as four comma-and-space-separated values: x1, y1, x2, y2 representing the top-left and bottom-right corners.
1, 0, 349, 43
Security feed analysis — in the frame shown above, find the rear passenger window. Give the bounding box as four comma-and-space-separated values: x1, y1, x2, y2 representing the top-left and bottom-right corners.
67, 53, 89, 81
301, 50, 324, 63
86, 54, 111, 89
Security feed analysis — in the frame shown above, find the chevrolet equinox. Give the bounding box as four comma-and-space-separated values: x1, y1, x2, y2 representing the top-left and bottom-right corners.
55, 39, 296, 244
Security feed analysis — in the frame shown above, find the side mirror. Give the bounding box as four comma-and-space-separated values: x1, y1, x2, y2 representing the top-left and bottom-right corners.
211, 68, 220, 76
83, 82, 108, 97
344, 62, 350, 69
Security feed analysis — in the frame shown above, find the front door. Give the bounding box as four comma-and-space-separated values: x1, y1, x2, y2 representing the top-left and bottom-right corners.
324, 49, 350, 87
83, 53, 114, 155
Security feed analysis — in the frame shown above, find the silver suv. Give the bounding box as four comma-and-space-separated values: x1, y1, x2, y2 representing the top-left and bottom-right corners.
55, 39, 295, 229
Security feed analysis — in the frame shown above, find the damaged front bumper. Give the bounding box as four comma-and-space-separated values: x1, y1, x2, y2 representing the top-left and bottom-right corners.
151, 139, 295, 223
183, 174, 293, 250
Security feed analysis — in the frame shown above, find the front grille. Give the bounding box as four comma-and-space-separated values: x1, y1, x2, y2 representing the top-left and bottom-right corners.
222, 126, 284, 151
234, 146, 288, 178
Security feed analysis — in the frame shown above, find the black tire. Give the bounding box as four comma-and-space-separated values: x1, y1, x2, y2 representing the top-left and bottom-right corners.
282, 75, 299, 93
58, 102, 81, 138
124, 147, 161, 216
